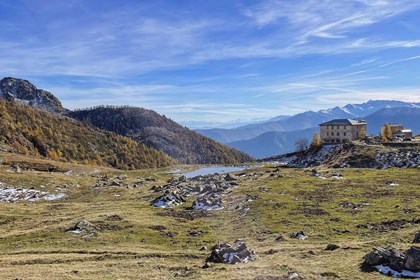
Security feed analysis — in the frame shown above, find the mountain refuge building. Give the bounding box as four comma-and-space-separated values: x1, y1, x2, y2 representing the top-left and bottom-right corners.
319, 119, 367, 144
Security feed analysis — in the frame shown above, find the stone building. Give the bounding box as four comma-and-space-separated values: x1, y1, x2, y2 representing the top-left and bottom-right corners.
381, 124, 412, 138
319, 119, 367, 144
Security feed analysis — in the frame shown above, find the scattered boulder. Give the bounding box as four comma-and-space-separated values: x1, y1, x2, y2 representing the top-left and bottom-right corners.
290, 231, 308, 240
153, 193, 186, 208
413, 232, 420, 243
202, 262, 211, 269
192, 194, 223, 210
363, 246, 420, 277
224, 173, 238, 181
66, 220, 97, 236
10, 163, 21, 173
206, 240, 256, 264
325, 244, 340, 251
275, 235, 286, 242
405, 246, 420, 272
363, 247, 393, 266
285, 271, 303, 280
0, 183, 66, 202
331, 173, 344, 179
152, 173, 239, 210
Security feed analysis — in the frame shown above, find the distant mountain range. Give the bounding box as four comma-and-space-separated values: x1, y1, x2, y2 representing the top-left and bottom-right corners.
0, 77, 253, 165
198, 100, 420, 158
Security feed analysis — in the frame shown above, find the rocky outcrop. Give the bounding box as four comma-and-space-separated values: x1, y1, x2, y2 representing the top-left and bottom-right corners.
152, 173, 239, 210
363, 246, 420, 277
0, 77, 66, 113
0, 182, 66, 202
263, 143, 420, 169
206, 240, 256, 264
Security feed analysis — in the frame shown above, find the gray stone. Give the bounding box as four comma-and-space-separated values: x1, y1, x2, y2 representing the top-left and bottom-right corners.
207, 240, 256, 264
224, 173, 238, 181
363, 247, 390, 266
325, 243, 340, 251
405, 246, 420, 272
413, 232, 420, 243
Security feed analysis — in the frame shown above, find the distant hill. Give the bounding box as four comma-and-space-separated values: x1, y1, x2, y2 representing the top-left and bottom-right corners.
68, 106, 254, 164
0, 77, 66, 113
227, 127, 318, 159
0, 101, 175, 169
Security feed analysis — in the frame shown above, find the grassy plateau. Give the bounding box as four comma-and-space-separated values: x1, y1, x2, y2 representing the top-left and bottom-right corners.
0, 152, 419, 279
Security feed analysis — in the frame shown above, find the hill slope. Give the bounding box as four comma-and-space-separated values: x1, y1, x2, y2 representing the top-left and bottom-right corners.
0, 101, 175, 169
0, 77, 66, 113
68, 106, 253, 164
227, 127, 318, 159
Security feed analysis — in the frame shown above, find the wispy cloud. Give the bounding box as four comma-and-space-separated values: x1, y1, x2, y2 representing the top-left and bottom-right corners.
1, 1, 420, 123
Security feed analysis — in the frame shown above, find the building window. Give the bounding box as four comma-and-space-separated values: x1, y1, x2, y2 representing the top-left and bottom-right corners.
331, 132, 334, 136
337, 132, 340, 136
327, 132, 329, 136
344, 132, 346, 136
336, 126, 339, 129
344, 126, 346, 129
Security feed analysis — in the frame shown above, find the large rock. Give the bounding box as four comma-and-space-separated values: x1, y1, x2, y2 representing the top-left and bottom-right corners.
363, 246, 420, 276
207, 240, 256, 264
289, 231, 308, 240
363, 247, 396, 266
66, 220, 97, 235
405, 246, 420, 272
413, 232, 420, 243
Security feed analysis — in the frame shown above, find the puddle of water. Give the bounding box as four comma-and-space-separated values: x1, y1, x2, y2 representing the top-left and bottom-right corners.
181, 166, 247, 178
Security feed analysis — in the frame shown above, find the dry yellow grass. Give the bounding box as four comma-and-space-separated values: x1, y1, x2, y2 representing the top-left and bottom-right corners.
0, 152, 419, 279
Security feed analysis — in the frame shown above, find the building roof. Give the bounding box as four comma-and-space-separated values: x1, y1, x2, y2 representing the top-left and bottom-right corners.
319, 119, 366, 126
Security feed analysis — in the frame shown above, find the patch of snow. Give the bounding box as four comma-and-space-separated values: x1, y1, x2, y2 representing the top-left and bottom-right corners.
297, 233, 307, 240
153, 195, 182, 208
375, 265, 420, 278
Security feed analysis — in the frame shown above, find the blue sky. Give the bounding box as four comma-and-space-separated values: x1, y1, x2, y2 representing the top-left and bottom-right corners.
1, 0, 420, 125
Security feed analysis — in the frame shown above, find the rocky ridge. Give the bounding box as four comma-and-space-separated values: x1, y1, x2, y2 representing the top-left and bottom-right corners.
263, 143, 420, 169
0, 77, 66, 113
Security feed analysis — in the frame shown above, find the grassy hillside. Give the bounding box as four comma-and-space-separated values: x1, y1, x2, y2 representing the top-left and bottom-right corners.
0, 154, 418, 279
68, 106, 254, 164
0, 101, 175, 169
